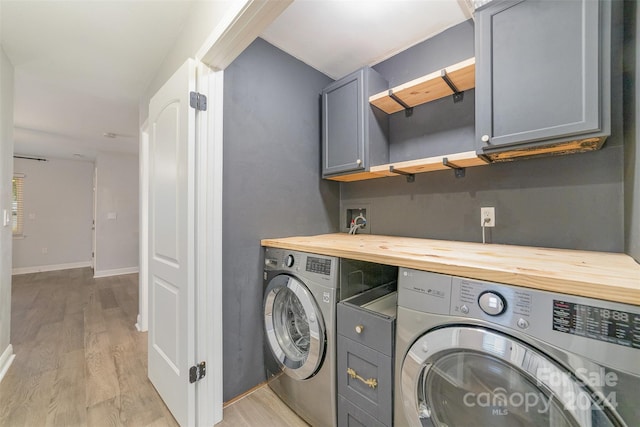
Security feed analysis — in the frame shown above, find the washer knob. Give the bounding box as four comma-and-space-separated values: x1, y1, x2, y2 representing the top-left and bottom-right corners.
460, 305, 469, 314
478, 291, 506, 316
285, 254, 295, 268
355, 325, 364, 334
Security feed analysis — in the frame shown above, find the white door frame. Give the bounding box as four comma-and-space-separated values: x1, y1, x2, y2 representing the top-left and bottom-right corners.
194, 63, 224, 426
137, 121, 149, 332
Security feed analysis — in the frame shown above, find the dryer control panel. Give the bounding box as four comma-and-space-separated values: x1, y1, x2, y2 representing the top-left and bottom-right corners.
552, 300, 640, 348
451, 276, 534, 331
397, 269, 534, 331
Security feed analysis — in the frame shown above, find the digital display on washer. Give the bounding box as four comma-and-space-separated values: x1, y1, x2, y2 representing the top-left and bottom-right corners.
552, 300, 640, 348
306, 257, 331, 276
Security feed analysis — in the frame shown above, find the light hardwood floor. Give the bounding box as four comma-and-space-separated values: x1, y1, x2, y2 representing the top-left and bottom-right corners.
0, 268, 308, 427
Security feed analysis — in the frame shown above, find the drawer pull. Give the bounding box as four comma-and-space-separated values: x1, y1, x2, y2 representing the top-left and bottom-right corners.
347, 368, 378, 389
355, 325, 364, 334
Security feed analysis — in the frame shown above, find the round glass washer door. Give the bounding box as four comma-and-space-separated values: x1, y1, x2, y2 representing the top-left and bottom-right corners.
401, 326, 621, 427
264, 274, 326, 380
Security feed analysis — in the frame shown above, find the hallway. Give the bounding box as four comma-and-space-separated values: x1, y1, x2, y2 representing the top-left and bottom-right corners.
0, 268, 178, 426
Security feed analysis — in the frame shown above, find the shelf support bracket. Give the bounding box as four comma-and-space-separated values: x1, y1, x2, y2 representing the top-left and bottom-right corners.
389, 165, 415, 183
388, 90, 414, 117
442, 158, 466, 178
440, 70, 464, 103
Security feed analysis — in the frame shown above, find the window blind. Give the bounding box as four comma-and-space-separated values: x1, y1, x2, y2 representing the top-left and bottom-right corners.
12, 174, 24, 236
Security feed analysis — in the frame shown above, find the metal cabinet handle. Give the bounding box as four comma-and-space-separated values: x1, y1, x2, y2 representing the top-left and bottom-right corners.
347, 368, 378, 389
356, 159, 362, 165
481, 134, 490, 143
355, 324, 364, 334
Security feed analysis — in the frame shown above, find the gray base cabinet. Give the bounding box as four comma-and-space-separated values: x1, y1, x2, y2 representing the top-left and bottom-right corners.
475, 0, 611, 160
337, 290, 396, 427
322, 67, 389, 178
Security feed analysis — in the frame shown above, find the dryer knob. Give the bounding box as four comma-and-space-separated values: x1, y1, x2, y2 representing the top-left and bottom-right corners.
285, 254, 295, 268
478, 291, 506, 316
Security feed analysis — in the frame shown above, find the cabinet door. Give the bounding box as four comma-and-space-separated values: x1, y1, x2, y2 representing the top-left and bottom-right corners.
337, 335, 393, 427
322, 69, 365, 176
338, 395, 386, 427
476, 0, 602, 150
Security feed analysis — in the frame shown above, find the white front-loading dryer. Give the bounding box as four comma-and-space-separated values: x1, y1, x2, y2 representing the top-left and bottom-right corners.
395, 268, 640, 427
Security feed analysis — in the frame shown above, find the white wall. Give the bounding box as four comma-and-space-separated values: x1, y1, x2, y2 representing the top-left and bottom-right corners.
12, 158, 94, 273
0, 44, 16, 380
95, 152, 139, 277
139, 0, 235, 126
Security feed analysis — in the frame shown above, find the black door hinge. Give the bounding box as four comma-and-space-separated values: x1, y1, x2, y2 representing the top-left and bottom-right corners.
189, 91, 207, 111
189, 361, 206, 383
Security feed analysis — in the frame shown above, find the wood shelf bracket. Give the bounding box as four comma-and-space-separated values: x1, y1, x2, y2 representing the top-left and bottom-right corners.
442, 157, 466, 178
389, 165, 415, 182
440, 70, 464, 103
388, 90, 414, 117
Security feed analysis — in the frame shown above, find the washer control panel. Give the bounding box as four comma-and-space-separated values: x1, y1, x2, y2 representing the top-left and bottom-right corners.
285, 254, 295, 268
263, 248, 338, 287
305, 256, 332, 276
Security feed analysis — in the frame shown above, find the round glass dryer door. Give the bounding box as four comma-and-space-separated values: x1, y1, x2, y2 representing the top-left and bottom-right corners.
264, 274, 326, 380
401, 327, 621, 427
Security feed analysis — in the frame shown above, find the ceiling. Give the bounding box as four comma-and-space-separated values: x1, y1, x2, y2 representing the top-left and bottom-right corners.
1, 0, 471, 161
262, 0, 472, 80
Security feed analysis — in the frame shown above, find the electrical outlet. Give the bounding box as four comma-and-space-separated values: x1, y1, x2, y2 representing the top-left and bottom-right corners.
481, 207, 495, 227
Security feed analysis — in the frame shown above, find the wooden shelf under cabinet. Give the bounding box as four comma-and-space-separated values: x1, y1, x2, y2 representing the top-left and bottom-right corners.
325, 151, 488, 182
369, 58, 475, 114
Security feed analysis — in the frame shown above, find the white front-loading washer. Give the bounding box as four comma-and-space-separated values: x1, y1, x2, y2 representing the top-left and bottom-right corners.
395, 268, 640, 427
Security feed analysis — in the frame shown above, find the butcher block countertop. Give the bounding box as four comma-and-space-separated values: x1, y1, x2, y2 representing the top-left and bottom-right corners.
261, 233, 640, 306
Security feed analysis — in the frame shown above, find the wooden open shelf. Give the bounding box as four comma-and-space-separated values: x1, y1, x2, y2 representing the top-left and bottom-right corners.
370, 151, 487, 177
325, 151, 488, 182
369, 58, 475, 114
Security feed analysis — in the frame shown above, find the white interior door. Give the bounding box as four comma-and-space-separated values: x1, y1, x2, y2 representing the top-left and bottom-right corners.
148, 59, 196, 427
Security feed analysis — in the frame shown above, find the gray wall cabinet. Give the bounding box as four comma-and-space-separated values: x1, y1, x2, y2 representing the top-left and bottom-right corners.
476, 0, 612, 160
322, 67, 389, 178
343, 15, 625, 254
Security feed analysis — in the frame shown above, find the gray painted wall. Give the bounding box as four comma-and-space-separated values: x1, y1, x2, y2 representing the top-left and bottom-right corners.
375, 20, 476, 163
624, 0, 640, 262
341, 17, 626, 253
222, 38, 339, 400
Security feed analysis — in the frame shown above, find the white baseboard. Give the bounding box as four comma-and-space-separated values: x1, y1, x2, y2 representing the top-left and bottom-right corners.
12, 261, 92, 275
93, 266, 139, 278
0, 345, 15, 384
